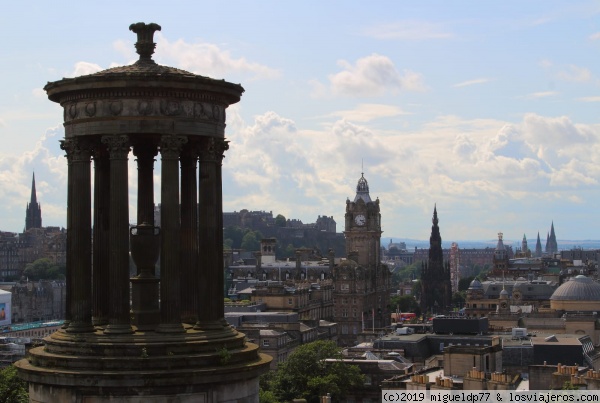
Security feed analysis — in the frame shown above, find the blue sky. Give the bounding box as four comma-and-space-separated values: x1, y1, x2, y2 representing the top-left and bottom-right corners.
1, 1, 600, 244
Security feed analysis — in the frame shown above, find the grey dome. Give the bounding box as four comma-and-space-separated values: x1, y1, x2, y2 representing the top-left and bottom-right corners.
469, 279, 483, 290
500, 288, 509, 297
550, 275, 600, 301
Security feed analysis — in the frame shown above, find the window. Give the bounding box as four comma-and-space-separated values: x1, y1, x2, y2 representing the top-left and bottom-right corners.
263, 339, 270, 347
342, 309, 348, 317
341, 283, 349, 292
288, 298, 293, 305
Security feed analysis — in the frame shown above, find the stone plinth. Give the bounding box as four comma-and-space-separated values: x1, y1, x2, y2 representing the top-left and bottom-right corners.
16, 326, 270, 402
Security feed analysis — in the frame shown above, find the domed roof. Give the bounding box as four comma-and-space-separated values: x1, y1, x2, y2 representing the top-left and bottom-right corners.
550, 275, 600, 301
469, 279, 483, 289
44, 22, 243, 103
353, 173, 372, 203
500, 288, 509, 297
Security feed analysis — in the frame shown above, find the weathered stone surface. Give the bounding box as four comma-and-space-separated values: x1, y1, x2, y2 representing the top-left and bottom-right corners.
16, 22, 270, 402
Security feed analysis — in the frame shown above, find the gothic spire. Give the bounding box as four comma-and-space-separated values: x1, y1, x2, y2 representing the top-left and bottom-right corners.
31, 172, 37, 204
535, 232, 542, 257
25, 172, 42, 230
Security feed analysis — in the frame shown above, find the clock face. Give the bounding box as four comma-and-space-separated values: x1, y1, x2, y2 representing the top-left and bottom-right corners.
354, 214, 366, 226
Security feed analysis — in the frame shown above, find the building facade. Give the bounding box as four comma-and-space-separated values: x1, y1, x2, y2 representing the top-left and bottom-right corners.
334, 173, 391, 346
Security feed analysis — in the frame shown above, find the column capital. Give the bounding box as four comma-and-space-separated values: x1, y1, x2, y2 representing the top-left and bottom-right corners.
199, 137, 229, 163
132, 143, 159, 159
160, 135, 187, 159
60, 138, 93, 162
101, 135, 130, 159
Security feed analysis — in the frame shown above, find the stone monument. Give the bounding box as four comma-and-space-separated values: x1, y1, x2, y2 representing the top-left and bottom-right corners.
16, 22, 271, 402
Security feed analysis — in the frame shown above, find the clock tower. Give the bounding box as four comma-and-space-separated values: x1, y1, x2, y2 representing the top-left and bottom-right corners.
334, 172, 390, 346
344, 173, 381, 267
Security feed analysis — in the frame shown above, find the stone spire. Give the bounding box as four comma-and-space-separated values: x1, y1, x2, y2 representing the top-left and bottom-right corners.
521, 234, 528, 254
548, 221, 558, 253
25, 172, 42, 230
535, 232, 542, 257
421, 205, 451, 314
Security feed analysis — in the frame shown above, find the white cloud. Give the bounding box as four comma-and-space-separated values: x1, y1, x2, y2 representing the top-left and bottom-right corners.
578, 96, 600, 102
0, 125, 68, 231
326, 54, 426, 97
522, 91, 559, 99
69, 62, 103, 77
590, 32, 600, 41
453, 78, 493, 88
363, 21, 453, 40
557, 64, 594, 83
327, 104, 412, 122
154, 34, 280, 80
32, 88, 46, 98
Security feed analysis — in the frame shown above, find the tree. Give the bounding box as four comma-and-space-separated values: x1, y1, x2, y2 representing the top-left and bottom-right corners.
0, 365, 28, 402
241, 231, 262, 252
452, 291, 466, 308
269, 340, 363, 403
458, 276, 475, 291
223, 226, 245, 249
23, 258, 65, 281
390, 295, 421, 316
275, 214, 287, 227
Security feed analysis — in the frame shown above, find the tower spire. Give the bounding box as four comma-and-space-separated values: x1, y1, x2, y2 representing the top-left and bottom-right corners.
30, 172, 38, 204
25, 172, 42, 230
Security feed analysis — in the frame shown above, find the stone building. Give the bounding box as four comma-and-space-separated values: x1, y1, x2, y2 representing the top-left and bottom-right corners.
0, 175, 66, 280
334, 172, 391, 346
10, 280, 66, 323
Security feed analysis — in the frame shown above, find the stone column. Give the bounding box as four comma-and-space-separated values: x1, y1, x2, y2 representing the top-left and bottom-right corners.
195, 137, 228, 330
157, 135, 186, 333
180, 145, 199, 324
60, 138, 94, 333
131, 143, 160, 330
92, 145, 110, 326
133, 144, 157, 227
101, 135, 133, 335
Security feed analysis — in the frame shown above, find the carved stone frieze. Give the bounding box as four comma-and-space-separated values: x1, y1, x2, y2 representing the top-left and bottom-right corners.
159, 99, 182, 116
62, 98, 225, 123
137, 100, 154, 116
68, 103, 79, 119
85, 102, 97, 117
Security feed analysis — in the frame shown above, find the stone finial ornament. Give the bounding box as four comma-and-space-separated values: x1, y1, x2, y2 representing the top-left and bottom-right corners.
129, 22, 162, 62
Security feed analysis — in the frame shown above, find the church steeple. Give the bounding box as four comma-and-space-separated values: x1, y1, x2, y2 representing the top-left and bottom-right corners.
535, 232, 542, 257
25, 172, 42, 230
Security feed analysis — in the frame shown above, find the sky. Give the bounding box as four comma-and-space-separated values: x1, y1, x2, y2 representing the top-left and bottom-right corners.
1, 1, 600, 245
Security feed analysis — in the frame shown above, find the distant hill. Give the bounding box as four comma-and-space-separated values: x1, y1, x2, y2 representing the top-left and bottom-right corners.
382, 237, 600, 251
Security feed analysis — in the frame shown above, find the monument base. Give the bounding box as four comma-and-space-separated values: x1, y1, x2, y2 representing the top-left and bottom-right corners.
16, 325, 271, 403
